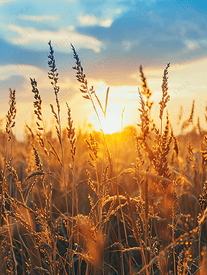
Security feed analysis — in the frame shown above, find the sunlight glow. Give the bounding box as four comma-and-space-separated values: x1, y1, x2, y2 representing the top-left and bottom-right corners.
101, 114, 122, 134
90, 101, 130, 134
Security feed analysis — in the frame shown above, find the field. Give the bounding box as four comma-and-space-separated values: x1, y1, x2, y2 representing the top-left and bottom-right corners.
0, 42, 207, 275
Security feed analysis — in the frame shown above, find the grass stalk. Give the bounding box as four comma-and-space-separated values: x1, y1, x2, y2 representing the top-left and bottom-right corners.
0, 42, 207, 275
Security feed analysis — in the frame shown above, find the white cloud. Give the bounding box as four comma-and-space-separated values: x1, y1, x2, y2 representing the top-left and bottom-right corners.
183, 39, 207, 52
78, 14, 98, 26
7, 24, 102, 53
78, 14, 113, 28
0, 64, 46, 81
0, 64, 77, 106
68, 25, 75, 31
186, 41, 199, 50
100, 19, 113, 27
19, 15, 60, 22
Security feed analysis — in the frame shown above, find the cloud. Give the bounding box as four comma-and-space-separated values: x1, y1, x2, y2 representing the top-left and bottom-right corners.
0, 64, 77, 111
78, 14, 113, 28
100, 19, 113, 28
78, 14, 98, 26
0, 64, 45, 81
183, 38, 207, 52
185, 40, 199, 51
68, 25, 75, 31
7, 24, 102, 52
19, 15, 60, 22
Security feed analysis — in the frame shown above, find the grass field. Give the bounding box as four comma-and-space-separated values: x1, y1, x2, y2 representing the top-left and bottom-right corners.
0, 41, 207, 275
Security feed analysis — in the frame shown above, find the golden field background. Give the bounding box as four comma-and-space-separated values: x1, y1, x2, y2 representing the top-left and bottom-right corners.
0, 43, 207, 274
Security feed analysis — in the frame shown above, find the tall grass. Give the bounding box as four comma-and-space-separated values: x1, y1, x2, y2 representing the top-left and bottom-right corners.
0, 41, 207, 275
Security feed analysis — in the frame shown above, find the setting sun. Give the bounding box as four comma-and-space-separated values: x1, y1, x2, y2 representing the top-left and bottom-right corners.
89, 101, 129, 134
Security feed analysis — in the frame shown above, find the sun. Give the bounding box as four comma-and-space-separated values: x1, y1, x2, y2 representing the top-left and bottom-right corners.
101, 113, 122, 134
89, 101, 130, 134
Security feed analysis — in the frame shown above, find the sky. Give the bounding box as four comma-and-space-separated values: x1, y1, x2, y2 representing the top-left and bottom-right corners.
0, 0, 207, 138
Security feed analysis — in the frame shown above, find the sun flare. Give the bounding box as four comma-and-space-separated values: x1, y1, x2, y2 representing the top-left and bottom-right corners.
101, 114, 122, 134
89, 101, 130, 134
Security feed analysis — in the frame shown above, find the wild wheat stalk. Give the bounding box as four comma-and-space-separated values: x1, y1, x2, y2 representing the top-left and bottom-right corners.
2, 89, 18, 273
48, 41, 67, 190
71, 44, 113, 228
30, 78, 49, 157
139, 65, 154, 115
70, 44, 112, 168
121, 104, 127, 131
70, 44, 104, 128
177, 105, 183, 125
85, 134, 102, 222
5, 89, 16, 142
137, 88, 150, 141
159, 63, 170, 134
66, 103, 76, 171
66, 102, 77, 246
181, 100, 195, 133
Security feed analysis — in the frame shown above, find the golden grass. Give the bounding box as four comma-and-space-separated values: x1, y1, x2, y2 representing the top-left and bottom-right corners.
0, 41, 207, 274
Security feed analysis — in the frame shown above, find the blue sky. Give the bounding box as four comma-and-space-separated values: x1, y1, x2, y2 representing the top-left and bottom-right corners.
0, 0, 207, 136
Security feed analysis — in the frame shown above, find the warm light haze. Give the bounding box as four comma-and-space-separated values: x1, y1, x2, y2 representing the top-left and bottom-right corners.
0, 0, 207, 137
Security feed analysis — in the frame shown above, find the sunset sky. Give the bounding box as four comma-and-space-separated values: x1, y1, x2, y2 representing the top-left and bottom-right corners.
0, 0, 207, 138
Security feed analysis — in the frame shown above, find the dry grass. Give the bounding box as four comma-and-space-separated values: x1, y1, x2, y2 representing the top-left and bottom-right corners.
0, 42, 207, 275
